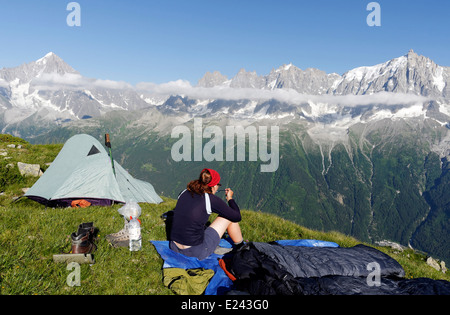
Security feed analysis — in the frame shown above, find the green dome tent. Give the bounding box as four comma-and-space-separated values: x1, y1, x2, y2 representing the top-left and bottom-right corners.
25, 134, 163, 207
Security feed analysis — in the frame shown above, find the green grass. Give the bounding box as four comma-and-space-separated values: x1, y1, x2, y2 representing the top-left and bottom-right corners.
1, 197, 448, 295
0, 198, 177, 295
0, 134, 448, 295
0, 136, 62, 204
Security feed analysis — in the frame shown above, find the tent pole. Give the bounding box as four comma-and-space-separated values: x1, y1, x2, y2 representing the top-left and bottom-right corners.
105, 134, 116, 176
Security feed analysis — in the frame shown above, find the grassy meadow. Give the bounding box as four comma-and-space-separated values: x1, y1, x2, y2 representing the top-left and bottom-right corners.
1, 198, 449, 295
0, 134, 449, 295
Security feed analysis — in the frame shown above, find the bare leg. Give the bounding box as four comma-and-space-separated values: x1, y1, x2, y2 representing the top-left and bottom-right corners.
210, 217, 243, 244
227, 222, 243, 244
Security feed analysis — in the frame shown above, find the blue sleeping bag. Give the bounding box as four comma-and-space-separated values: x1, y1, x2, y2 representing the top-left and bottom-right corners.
151, 239, 339, 295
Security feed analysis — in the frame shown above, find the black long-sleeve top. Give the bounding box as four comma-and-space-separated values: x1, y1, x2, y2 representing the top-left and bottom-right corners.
170, 190, 241, 246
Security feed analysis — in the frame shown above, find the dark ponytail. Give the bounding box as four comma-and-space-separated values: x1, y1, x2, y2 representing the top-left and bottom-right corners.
187, 169, 213, 195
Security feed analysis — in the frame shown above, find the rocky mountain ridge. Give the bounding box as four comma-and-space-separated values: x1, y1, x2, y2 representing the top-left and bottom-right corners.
197, 49, 450, 99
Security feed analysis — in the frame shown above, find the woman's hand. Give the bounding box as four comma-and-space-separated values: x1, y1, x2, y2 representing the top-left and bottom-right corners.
225, 188, 234, 201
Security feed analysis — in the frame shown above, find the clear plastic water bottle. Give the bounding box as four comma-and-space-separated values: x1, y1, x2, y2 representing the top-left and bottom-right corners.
128, 217, 142, 251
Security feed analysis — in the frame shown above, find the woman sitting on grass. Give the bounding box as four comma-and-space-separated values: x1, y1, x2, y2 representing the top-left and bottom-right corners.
169, 168, 244, 260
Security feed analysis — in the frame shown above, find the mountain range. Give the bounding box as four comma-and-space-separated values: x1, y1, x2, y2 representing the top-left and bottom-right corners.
1, 49, 449, 132
1, 50, 449, 263
199, 49, 449, 98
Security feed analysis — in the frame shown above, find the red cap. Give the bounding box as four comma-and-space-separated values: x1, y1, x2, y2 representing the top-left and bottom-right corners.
203, 168, 221, 187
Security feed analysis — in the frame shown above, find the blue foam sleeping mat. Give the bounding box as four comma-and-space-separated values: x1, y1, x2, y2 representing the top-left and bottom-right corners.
150, 239, 339, 295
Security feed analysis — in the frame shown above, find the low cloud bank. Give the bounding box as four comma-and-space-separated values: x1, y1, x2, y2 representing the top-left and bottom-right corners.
0, 78, 9, 88
31, 73, 133, 91
29, 73, 429, 107
136, 80, 429, 107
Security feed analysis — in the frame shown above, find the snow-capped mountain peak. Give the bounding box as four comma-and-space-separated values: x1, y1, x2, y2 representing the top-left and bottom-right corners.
332, 49, 449, 98
0, 52, 78, 85
36, 52, 56, 64
33, 52, 78, 77
0, 52, 148, 129
275, 63, 294, 72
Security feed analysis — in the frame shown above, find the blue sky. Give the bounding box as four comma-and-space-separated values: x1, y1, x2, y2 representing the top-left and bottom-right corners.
0, 0, 449, 84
